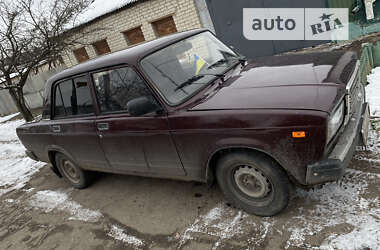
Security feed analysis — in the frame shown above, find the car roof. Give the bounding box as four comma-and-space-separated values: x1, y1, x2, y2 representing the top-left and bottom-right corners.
47, 28, 208, 86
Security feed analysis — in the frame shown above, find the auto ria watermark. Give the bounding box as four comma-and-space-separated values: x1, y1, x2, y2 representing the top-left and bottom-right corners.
243, 8, 349, 41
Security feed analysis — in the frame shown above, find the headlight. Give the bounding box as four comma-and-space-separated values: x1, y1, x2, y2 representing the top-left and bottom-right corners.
327, 102, 345, 143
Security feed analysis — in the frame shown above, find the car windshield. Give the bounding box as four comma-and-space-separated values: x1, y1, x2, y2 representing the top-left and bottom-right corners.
140, 32, 239, 105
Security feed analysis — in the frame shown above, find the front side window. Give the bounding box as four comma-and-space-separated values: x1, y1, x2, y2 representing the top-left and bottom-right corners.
53, 76, 94, 118
92, 67, 155, 113
140, 32, 239, 105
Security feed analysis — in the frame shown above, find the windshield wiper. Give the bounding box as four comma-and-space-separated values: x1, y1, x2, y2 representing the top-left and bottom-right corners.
174, 73, 224, 92
207, 59, 229, 69
207, 56, 247, 69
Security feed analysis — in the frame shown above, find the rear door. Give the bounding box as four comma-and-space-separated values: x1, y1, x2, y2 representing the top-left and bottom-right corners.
91, 66, 185, 176
51, 75, 109, 170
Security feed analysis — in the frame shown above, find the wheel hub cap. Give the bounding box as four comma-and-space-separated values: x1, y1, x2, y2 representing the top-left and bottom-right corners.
62, 160, 80, 183
234, 166, 271, 198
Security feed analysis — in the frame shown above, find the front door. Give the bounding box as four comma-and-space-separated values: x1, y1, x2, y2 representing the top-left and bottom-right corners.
91, 66, 185, 176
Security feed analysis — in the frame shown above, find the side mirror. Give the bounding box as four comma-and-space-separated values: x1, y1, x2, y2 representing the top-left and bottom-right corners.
126, 96, 160, 116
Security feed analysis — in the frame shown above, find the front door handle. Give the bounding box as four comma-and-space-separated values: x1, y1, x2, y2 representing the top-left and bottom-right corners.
51, 125, 61, 133
97, 123, 109, 131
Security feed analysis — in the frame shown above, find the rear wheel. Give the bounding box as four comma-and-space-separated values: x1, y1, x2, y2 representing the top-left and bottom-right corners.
55, 153, 92, 189
216, 151, 290, 216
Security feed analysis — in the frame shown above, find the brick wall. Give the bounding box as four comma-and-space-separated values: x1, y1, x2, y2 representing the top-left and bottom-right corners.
63, 0, 202, 67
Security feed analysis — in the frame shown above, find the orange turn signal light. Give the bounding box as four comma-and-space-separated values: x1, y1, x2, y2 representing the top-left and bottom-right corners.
292, 131, 306, 138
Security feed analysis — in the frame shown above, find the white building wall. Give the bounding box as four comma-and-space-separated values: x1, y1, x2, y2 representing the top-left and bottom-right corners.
63, 0, 203, 67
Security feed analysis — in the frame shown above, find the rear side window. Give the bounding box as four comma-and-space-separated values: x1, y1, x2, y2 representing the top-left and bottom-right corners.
54, 76, 94, 118
92, 67, 154, 113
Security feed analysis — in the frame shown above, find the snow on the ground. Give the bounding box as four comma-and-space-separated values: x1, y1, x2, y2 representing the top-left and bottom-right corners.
0, 112, 19, 123
322, 211, 380, 250
179, 203, 269, 249
107, 225, 144, 248
0, 158, 44, 196
75, 0, 139, 27
366, 67, 380, 116
0, 118, 44, 195
287, 169, 380, 250
0, 119, 24, 142
28, 189, 145, 245
29, 189, 102, 222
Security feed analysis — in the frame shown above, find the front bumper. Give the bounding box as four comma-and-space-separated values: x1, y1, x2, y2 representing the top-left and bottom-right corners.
305, 102, 369, 185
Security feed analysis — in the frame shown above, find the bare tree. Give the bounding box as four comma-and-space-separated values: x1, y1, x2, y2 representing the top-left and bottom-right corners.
0, 0, 93, 121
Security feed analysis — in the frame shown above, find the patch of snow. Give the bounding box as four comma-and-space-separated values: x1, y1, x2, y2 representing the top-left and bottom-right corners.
0, 157, 44, 195
0, 142, 26, 159
0, 119, 44, 195
75, 0, 139, 27
366, 67, 380, 116
203, 205, 223, 222
107, 225, 144, 248
179, 203, 261, 249
321, 211, 380, 250
29, 190, 102, 223
0, 112, 19, 123
0, 119, 24, 142
24, 188, 35, 193
285, 168, 380, 249
353, 120, 380, 172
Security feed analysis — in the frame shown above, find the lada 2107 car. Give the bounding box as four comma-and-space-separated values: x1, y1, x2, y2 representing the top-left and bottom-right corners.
16, 29, 370, 216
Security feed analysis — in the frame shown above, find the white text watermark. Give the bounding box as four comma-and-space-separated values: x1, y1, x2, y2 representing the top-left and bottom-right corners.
243, 8, 349, 41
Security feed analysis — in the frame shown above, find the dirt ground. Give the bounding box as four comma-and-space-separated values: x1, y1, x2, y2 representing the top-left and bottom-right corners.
1, 123, 380, 250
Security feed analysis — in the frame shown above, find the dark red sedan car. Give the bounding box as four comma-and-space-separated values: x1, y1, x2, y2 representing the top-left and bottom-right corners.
17, 29, 369, 216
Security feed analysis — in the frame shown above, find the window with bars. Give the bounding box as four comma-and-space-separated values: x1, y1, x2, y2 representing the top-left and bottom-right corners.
93, 39, 111, 55
73, 47, 89, 63
124, 26, 145, 45
152, 16, 177, 37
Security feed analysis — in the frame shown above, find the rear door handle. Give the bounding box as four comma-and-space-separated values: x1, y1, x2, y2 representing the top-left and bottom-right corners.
51, 125, 61, 133
97, 123, 109, 131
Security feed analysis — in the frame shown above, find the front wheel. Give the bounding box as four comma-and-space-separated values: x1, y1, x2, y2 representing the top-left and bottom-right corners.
216, 151, 290, 216
55, 153, 93, 189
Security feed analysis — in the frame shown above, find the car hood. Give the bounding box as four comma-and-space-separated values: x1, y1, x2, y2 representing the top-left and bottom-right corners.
190, 51, 356, 113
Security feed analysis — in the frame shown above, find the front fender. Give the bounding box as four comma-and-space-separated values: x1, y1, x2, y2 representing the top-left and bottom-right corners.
205, 143, 283, 183
201, 126, 326, 185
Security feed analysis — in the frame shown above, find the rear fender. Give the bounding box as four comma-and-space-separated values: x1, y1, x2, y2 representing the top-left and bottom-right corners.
45, 145, 79, 178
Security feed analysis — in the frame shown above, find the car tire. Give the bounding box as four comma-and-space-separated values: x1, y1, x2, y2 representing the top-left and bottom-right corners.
55, 153, 92, 189
216, 151, 290, 216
